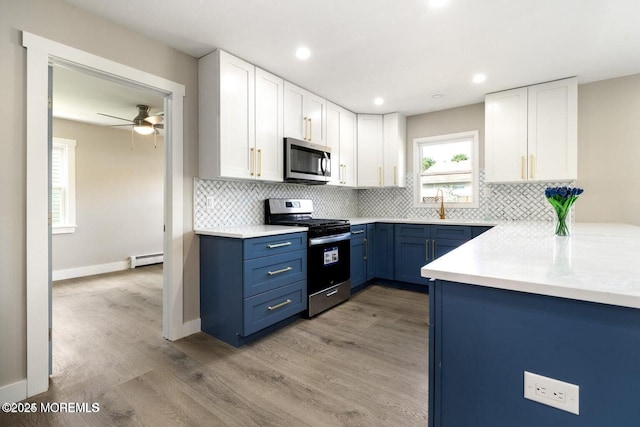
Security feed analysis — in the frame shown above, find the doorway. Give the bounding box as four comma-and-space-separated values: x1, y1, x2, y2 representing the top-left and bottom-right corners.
24, 31, 186, 398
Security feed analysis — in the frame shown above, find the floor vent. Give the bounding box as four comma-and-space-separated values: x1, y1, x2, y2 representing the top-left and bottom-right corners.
130, 253, 163, 268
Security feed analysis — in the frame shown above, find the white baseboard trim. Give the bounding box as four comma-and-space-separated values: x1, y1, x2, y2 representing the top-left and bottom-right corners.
52, 261, 129, 281
0, 379, 27, 403
180, 318, 201, 338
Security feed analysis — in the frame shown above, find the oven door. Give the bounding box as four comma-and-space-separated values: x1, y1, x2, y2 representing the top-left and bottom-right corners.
307, 232, 351, 295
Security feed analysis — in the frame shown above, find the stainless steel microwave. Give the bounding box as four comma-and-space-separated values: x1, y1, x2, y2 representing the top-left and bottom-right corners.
284, 138, 331, 184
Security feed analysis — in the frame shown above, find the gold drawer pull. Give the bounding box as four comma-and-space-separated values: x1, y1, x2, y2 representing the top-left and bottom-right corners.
267, 266, 293, 276
267, 242, 292, 249
530, 154, 535, 179
268, 299, 292, 311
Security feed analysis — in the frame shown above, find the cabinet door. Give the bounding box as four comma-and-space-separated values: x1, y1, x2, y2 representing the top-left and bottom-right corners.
254, 68, 284, 181
219, 51, 255, 179
326, 102, 342, 185
484, 87, 528, 183
395, 236, 431, 285
383, 113, 406, 187
340, 109, 357, 186
284, 81, 306, 140
357, 114, 384, 187
373, 224, 394, 280
366, 224, 376, 280
350, 234, 366, 289
433, 238, 467, 260
528, 78, 577, 181
306, 92, 326, 145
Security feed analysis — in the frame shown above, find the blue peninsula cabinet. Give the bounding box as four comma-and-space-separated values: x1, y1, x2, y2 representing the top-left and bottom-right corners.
200, 232, 307, 347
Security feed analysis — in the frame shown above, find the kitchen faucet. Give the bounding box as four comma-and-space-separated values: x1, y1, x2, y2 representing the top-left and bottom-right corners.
435, 188, 445, 220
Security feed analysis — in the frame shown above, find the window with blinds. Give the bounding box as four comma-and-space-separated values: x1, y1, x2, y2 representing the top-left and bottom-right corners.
52, 137, 77, 234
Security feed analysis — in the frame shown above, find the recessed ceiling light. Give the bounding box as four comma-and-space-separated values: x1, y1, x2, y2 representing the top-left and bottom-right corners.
472, 73, 487, 84
295, 47, 311, 60
432, 93, 444, 99
374, 97, 384, 106
428, 0, 449, 8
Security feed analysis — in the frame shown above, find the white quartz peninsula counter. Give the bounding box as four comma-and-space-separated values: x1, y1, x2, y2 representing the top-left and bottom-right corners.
421, 221, 640, 309
195, 224, 307, 239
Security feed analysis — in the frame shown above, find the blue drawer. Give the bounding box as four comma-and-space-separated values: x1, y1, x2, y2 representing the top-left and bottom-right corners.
243, 249, 307, 297
243, 232, 306, 259
432, 225, 472, 240
351, 224, 367, 239
243, 280, 307, 336
395, 223, 431, 238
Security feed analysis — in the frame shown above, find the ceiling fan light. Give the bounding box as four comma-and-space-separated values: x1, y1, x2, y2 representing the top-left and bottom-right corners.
133, 119, 155, 135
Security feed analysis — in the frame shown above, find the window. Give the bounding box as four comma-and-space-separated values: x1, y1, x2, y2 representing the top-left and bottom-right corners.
52, 137, 77, 234
413, 130, 479, 208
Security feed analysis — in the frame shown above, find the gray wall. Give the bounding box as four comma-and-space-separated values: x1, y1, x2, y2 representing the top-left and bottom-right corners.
52, 119, 163, 271
0, 0, 199, 389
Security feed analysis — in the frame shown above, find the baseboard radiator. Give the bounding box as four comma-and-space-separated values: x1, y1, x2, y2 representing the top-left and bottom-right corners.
130, 252, 163, 268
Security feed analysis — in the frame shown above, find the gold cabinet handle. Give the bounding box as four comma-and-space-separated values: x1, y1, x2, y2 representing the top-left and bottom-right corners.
426, 239, 429, 261
343, 165, 347, 184
521, 156, 525, 180
303, 117, 308, 140
257, 149, 263, 177
378, 167, 382, 186
364, 238, 368, 260
309, 118, 313, 141
267, 266, 293, 276
268, 299, 292, 311
530, 154, 535, 179
432, 239, 435, 259
250, 147, 255, 176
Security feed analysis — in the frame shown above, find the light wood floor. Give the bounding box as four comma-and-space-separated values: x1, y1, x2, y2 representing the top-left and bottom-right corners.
6, 265, 428, 426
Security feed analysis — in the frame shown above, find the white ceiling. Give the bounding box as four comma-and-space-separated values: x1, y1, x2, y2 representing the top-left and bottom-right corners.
60, 0, 640, 116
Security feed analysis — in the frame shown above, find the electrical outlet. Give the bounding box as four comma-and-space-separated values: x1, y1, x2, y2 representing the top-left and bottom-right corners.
524, 371, 579, 415
482, 187, 492, 197
206, 195, 215, 210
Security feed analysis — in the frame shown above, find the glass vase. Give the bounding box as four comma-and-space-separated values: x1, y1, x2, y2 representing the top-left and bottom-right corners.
553, 207, 571, 237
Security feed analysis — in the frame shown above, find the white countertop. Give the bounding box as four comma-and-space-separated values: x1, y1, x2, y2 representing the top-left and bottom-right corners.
421, 221, 640, 309
346, 217, 498, 226
195, 225, 308, 239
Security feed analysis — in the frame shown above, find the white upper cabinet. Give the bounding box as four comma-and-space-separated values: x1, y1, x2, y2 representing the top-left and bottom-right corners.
357, 113, 406, 187
357, 114, 384, 187
326, 102, 357, 186
485, 77, 577, 183
284, 81, 326, 145
254, 68, 284, 181
198, 50, 283, 182
383, 113, 406, 188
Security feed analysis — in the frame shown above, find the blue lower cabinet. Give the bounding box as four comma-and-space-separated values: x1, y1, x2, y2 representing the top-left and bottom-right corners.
350, 225, 367, 289
433, 238, 467, 259
374, 224, 394, 280
200, 232, 307, 347
394, 236, 432, 285
366, 224, 376, 280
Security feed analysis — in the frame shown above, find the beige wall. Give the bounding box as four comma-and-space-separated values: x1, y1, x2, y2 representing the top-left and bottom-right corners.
577, 74, 640, 225
0, 0, 199, 388
406, 103, 485, 171
52, 119, 164, 271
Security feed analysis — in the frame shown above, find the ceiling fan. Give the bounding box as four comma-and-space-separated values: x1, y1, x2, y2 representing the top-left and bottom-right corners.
97, 104, 164, 135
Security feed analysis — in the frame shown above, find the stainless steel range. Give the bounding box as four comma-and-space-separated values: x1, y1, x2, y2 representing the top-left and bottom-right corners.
265, 199, 351, 317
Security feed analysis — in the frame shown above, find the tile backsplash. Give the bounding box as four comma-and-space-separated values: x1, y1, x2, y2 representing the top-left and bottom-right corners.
194, 171, 572, 229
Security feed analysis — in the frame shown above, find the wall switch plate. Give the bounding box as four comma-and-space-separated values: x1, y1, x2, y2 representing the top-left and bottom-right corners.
482, 187, 492, 197
524, 371, 579, 415
206, 195, 215, 210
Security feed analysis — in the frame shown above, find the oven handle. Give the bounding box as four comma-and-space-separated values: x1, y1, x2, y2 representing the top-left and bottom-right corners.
308, 232, 351, 246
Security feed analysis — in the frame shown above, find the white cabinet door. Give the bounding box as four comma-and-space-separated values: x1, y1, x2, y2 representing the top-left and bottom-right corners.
284, 81, 326, 144
484, 87, 528, 182
327, 103, 357, 186
357, 114, 384, 187
326, 102, 341, 185
218, 51, 255, 180
284, 81, 306, 141
528, 78, 577, 181
339, 109, 357, 186
383, 113, 406, 187
255, 68, 284, 182
485, 78, 577, 183
306, 92, 326, 145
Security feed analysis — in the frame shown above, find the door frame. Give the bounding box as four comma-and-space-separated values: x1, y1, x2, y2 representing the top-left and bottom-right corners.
23, 32, 186, 397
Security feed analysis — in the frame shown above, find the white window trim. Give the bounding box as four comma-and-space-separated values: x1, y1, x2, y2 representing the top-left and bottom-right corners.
52, 137, 77, 234
413, 130, 479, 209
